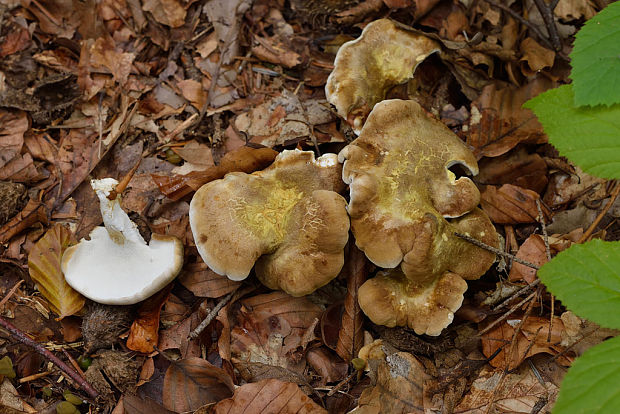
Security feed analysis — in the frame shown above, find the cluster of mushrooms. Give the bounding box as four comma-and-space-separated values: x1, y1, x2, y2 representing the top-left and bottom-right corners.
62, 19, 498, 337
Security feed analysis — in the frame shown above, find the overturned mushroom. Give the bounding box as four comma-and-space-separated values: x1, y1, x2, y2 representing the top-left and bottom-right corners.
189, 150, 349, 297
325, 19, 440, 134
61, 178, 183, 305
340, 99, 498, 335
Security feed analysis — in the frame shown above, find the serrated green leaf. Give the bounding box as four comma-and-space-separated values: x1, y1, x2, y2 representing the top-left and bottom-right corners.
538, 239, 620, 329
571, 1, 620, 107
28, 224, 85, 319
553, 336, 620, 413
524, 85, 620, 179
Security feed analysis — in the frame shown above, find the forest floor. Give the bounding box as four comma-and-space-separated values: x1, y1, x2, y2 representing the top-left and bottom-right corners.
0, 0, 618, 412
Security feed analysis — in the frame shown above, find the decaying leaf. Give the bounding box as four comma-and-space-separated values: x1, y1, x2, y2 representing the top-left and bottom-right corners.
480, 184, 551, 224
151, 146, 278, 200
351, 340, 429, 414
467, 77, 554, 158
162, 357, 234, 412
27, 223, 85, 319
481, 315, 569, 370
126, 285, 172, 353
179, 262, 241, 298
213, 378, 326, 414
455, 363, 558, 413
231, 292, 321, 374
0, 109, 28, 169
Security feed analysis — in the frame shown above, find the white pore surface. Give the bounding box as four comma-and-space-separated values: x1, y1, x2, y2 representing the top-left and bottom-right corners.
63, 227, 179, 305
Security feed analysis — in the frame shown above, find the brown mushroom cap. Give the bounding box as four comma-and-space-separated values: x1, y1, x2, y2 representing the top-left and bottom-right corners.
339, 99, 498, 335
325, 19, 440, 134
189, 150, 349, 296
340, 99, 483, 268
358, 208, 497, 336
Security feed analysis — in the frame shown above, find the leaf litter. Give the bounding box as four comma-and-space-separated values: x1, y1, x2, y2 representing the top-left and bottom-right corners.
0, 0, 618, 413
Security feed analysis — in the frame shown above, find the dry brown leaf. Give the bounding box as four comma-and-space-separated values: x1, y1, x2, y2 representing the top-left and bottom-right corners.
178, 262, 241, 298
467, 77, 554, 157
351, 345, 429, 414
57, 129, 99, 201
520, 37, 555, 76
231, 292, 321, 374
88, 37, 135, 86
151, 146, 278, 200
158, 309, 201, 358
252, 35, 302, 68
126, 285, 172, 353
27, 223, 85, 319
480, 184, 551, 224
176, 79, 207, 111
213, 378, 326, 414
141, 0, 188, 27
162, 357, 234, 412
480, 315, 568, 370
455, 363, 557, 413
204, 0, 248, 63
0, 110, 28, 169
509, 234, 572, 283
306, 347, 348, 384
477, 147, 548, 194
0, 25, 32, 58
0, 198, 47, 244
336, 244, 369, 362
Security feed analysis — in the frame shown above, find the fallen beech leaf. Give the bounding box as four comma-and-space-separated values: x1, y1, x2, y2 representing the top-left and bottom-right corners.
351, 343, 429, 414
455, 364, 557, 413
0, 110, 28, 169
509, 234, 572, 284
252, 35, 302, 68
127, 285, 172, 353
142, 0, 187, 27
179, 262, 241, 298
480, 184, 551, 224
233, 359, 313, 392
306, 348, 348, 384
520, 37, 555, 76
480, 315, 568, 370
0, 152, 46, 183
162, 357, 234, 412
27, 223, 85, 319
467, 77, 554, 157
477, 148, 548, 194
213, 378, 326, 414
336, 244, 369, 362
231, 292, 321, 374
151, 146, 278, 200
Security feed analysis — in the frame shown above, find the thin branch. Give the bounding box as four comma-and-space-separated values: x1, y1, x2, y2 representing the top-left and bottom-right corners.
189, 290, 236, 340
482, 0, 555, 51
478, 290, 538, 336
0, 316, 99, 399
532, 0, 562, 51
493, 279, 540, 312
454, 232, 540, 270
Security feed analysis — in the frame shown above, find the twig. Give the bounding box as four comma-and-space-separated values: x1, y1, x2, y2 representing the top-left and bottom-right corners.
454, 233, 540, 270
107, 156, 142, 201
478, 290, 538, 336
19, 370, 54, 383
482, 0, 555, 51
578, 182, 620, 243
0, 316, 99, 399
188, 290, 236, 340
0, 280, 23, 310
536, 198, 554, 341
327, 371, 357, 397
493, 279, 540, 311
532, 0, 562, 51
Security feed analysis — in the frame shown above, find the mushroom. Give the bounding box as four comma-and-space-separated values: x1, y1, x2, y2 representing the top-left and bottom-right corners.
339, 99, 498, 335
325, 19, 440, 134
189, 150, 350, 297
61, 178, 183, 305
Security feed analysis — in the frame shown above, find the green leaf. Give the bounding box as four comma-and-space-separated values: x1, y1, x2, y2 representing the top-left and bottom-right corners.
538, 239, 620, 329
570, 1, 620, 107
553, 336, 620, 413
524, 85, 620, 179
